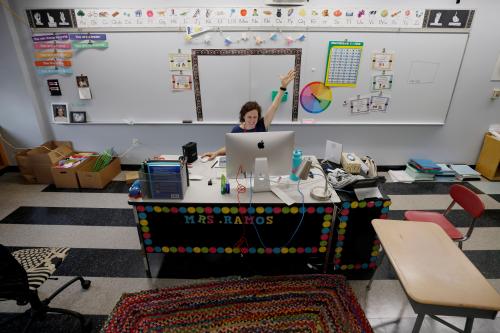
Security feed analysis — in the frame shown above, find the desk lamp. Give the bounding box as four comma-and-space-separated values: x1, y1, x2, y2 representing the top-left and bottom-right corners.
297, 158, 332, 201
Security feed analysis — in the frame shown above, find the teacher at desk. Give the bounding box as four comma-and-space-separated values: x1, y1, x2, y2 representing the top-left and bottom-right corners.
201, 69, 295, 161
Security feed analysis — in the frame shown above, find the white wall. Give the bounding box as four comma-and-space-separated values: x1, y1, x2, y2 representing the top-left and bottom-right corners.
1, 0, 499, 165
0, 3, 48, 163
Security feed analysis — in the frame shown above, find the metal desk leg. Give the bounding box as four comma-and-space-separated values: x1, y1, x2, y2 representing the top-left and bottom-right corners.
366, 249, 385, 290
464, 317, 474, 333
132, 207, 152, 278
412, 314, 425, 333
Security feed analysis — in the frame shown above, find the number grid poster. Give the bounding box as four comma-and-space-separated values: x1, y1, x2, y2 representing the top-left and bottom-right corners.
324, 41, 364, 87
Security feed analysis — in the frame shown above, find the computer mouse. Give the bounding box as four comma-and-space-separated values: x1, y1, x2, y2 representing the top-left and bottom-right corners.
199, 156, 210, 163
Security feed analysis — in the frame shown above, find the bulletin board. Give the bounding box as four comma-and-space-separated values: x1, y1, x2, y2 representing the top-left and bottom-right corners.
35, 30, 468, 125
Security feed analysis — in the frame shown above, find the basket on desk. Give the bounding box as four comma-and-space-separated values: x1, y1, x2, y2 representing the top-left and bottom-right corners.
139, 168, 187, 200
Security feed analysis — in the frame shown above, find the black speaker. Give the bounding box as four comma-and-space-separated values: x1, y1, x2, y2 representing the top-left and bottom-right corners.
182, 142, 197, 163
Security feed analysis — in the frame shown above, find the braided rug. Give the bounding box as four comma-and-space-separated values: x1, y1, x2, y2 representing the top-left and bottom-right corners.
102, 274, 372, 333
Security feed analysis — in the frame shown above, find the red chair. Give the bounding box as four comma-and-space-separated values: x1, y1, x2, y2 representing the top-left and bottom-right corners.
404, 184, 485, 250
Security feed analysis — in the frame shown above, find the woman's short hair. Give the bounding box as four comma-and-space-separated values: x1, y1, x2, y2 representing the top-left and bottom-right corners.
239, 101, 262, 122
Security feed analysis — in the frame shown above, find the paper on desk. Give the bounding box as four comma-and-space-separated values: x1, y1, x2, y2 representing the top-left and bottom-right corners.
354, 187, 383, 200
388, 170, 414, 183
271, 185, 295, 206
324, 140, 342, 164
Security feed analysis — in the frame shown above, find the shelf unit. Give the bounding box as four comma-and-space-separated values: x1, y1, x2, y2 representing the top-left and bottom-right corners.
475, 133, 500, 181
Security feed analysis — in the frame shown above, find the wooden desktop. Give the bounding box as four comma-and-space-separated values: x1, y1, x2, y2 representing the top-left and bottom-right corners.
372, 219, 500, 333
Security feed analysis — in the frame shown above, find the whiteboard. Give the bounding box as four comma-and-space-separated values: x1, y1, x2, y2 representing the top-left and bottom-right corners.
40, 31, 468, 125
297, 32, 468, 124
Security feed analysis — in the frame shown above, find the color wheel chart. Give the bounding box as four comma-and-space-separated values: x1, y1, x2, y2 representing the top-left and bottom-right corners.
300, 81, 332, 114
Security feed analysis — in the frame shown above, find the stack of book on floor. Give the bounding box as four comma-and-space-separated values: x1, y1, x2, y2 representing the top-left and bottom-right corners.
435, 164, 457, 180
449, 164, 481, 181
405, 159, 442, 181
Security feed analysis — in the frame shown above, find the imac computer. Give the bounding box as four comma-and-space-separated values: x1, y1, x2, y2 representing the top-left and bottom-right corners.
225, 131, 295, 192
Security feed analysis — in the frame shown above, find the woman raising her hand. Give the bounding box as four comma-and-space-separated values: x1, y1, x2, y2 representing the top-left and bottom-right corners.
202, 69, 295, 161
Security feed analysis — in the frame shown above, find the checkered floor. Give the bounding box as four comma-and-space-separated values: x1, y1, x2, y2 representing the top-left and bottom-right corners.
0, 171, 499, 332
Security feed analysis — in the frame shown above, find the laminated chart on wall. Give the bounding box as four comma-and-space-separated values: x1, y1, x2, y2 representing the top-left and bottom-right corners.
324, 41, 363, 87
70, 33, 108, 49
32, 34, 73, 75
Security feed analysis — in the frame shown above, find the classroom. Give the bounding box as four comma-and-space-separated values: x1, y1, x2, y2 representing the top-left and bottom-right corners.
0, 0, 499, 332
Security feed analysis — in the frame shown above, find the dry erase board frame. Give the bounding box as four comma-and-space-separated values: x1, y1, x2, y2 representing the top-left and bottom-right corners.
192, 48, 302, 121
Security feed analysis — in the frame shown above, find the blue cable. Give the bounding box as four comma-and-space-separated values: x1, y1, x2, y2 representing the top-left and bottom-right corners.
248, 173, 268, 248
284, 179, 306, 247
249, 176, 307, 249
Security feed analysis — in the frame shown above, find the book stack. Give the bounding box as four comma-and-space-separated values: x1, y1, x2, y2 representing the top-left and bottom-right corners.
434, 163, 457, 182
436, 164, 456, 177
449, 164, 481, 181
141, 159, 188, 199
405, 159, 442, 181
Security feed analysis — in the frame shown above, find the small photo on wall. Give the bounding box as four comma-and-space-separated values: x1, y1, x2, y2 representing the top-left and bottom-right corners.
70, 111, 87, 123
51, 103, 69, 123
76, 75, 92, 100
76, 75, 89, 88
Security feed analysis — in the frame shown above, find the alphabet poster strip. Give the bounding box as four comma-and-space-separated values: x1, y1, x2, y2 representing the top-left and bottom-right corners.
69, 7, 430, 30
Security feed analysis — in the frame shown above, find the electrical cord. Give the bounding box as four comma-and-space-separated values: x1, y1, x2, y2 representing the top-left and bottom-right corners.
249, 174, 307, 249
283, 179, 306, 247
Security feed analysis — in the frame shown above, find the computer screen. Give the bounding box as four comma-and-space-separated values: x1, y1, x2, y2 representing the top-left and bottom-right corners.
225, 131, 295, 178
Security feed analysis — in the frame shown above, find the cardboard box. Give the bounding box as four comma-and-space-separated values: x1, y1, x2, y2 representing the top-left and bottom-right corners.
51, 157, 92, 188
77, 157, 121, 189
27, 141, 73, 184
15, 149, 33, 175
21, 174, 37, 184
124, 171, 139, 185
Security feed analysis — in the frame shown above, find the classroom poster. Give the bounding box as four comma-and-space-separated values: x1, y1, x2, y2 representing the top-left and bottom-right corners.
371, 73, 393, 91
169, 53, 192, 70
70, 33, 108, 49
325, 41, 363, 87
172, 74, 193, 90
369, 95, 390, 112
349, 95, 370, 114
371, 52, 394, 70
70, 7, 431, 29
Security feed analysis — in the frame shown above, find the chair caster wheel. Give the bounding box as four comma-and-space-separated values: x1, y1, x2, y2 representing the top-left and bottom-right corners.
81, 280, 91, 289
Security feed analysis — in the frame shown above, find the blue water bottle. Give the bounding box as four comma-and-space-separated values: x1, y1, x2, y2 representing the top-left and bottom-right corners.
290, 149, 302, 181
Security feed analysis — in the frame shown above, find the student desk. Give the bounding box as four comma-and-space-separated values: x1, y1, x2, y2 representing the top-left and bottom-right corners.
128, 157, 390, 278
372, 219, 500, 333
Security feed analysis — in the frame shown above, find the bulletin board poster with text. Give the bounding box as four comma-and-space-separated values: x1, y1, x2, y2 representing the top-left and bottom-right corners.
324, 41, 364, 87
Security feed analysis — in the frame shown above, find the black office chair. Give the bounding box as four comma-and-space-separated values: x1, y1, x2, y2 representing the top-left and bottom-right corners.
0, 244, 92, 332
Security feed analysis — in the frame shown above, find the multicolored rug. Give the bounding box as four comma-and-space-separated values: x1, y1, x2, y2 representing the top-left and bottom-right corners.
102, 274, 373, 333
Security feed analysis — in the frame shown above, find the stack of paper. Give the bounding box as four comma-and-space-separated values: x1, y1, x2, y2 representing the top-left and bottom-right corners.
449, 164, 481, 181
388, 170, 414, 183
436, 164, 457, 177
